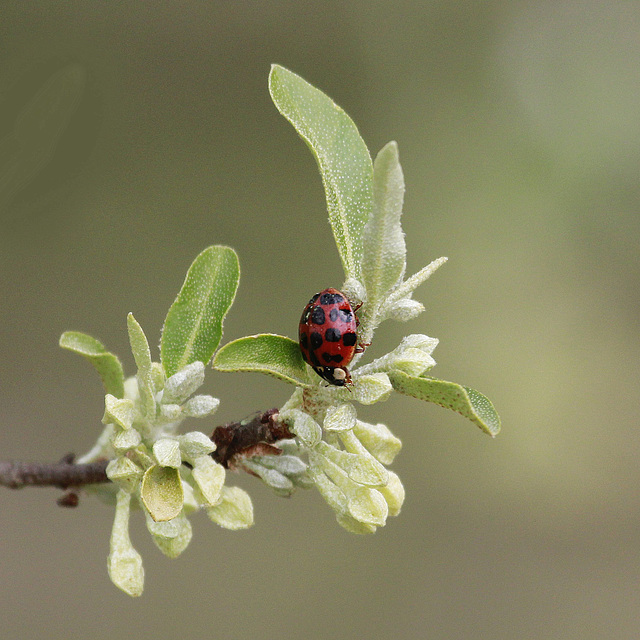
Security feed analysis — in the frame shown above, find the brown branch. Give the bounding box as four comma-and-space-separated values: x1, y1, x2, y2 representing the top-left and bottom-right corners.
0, 458, 109, 489
0, 408, 293, 505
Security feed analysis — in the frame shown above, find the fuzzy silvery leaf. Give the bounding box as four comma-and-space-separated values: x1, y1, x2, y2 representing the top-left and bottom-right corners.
141, 465, 184, 522
379, 470, 405, 517
352, 373, 393, 405
347, 486, 388, 527
243, 460, 294, 494
145, 510, 192, 559
206, 486, 254, 530
111, 427, 141, 454
102, 395, 135, 430
280, 408, 322, 447
162, 361, 205, 405
255, 454, 308, 476
153, 438, 181, 468
361, 141, 406, 315
161, 245, 240, 377
178, 431, 216, 460
383, 298, 425, 323
323, 402, 357, 433
182, 394, 220, 418
385, 256, 448, 305
106, 456, 143, 494
316, 441, 388, 487
269, 65, 373, 280
335, 512, 377, 535
59, 331, 125, 399
192, 456, 225, 506
213, 334, 312, 387
351, 420, 402, 466
127, 313, 155, 418
308, 463, 348, 515
158, 404, 183, 424
108, 490, 144, 597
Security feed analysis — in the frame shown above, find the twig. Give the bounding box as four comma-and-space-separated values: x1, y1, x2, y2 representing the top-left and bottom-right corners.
0, 408, 292, 504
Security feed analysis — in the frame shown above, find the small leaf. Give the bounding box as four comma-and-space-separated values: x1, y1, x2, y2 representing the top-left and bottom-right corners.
269, 65, 373, 280
323, 403, 357, 432
347, 486, 388, 526
161, 245, 239, 377
59, 331, 125, 398
162, 361, 205, 404
316, 441, 388, 487
102, 395, 135, 430
280, 409, 322, 447
379, 470, 405, 517
145, 511, 192, 559
352, 420, 402, 466
386, 256, 448, 305
206, 486, 254, 530
213, 334, 312, 386
388, 371, 501, 437
127, 314, 155, 418
192, 456, 225, 506
362, 141, 406, 315
153, 438, 181, 468
108, 489, 144, 597
141, 465, 184, 522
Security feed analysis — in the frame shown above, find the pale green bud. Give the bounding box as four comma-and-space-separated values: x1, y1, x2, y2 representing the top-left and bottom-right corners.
153, 438, 181, 468
102, 395, 135, 430
192, 455, 225, 506
145, 510, 192, 558
162, 361, 205, 404
111, 427, 142, 454
182, 394, 220, 418
206, 486, 254, 530
353, 373, 393, 405
107, 490, 144, 597
106, 456, 143, 493
178, 431, 216, 461
323, 403, 357, 432
352, 420, 402, 465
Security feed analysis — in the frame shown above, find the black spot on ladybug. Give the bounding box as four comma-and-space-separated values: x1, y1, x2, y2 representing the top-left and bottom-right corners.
310, 332, 323, 350
339, 309, 352, 322
308, 293, 320, 305
329, 308, 339, 322
320, 292, 344, 305
343, 332, 357, 347
321, 352, 343, 364
300, 333, 308, 350
325, 327, 341, 342
311, 306, 325, 324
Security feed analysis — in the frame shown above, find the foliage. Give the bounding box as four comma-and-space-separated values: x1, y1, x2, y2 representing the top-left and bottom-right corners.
60, 65, 500, 596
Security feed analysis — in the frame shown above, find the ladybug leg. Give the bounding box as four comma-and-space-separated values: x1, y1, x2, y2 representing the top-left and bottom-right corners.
355, 341, 371, 354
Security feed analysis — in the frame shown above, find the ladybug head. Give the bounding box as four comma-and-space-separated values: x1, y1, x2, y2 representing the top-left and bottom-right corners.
313, 365, 352, 387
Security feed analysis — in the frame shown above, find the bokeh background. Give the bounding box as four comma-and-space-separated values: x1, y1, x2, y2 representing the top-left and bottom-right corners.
1, 2, 639, 638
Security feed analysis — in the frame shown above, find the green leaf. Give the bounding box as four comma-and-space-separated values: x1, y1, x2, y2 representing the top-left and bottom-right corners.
108, 489, 144, 597
388, 371, 501, 437
59, 331, 125, 398
140, 465, 184, 522
361, 141, 406, 316
269, 64, 373, 280
161, 246, 239, 377
213, 334, 312, 386
127, 313, 155, 418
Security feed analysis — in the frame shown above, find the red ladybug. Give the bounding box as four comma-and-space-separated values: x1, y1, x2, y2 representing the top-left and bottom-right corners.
299, 288, 359, 386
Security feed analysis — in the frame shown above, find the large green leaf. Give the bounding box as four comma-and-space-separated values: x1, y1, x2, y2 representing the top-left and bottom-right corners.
269, 65, 373, 280
388, 371, 501, 437
161, 246, 239, 377
59, 331, 125, 398
213, 333, 311, 386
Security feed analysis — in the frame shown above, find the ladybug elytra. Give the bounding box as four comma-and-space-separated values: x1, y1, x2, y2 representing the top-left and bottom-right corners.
298, 287, 360, 386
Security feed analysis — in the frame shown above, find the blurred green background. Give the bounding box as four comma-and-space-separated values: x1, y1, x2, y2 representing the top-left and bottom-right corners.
1, 2, 639, 638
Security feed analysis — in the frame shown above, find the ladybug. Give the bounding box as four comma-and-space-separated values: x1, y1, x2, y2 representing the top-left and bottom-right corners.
299, 287, 360, 386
